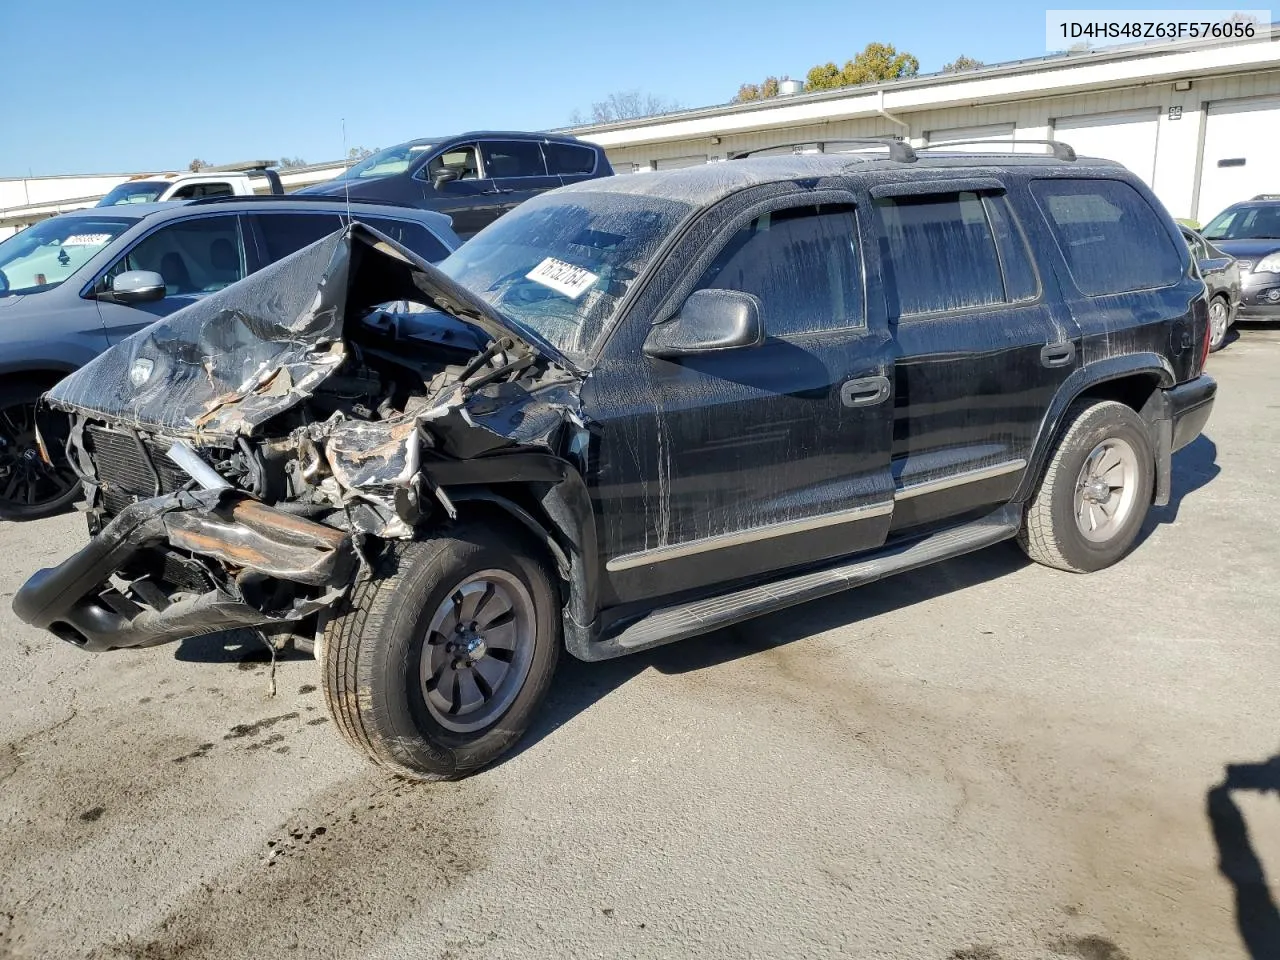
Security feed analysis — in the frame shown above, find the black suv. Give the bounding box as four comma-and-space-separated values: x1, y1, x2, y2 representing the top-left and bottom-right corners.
296, 131, 613, 238
14, 144, 1215, 781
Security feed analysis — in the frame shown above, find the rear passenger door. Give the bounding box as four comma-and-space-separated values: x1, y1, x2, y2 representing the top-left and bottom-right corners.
479, 140, 560, 221
95, 213, 248, 344
590, 191, 896, 605
872, 184, 1080, 534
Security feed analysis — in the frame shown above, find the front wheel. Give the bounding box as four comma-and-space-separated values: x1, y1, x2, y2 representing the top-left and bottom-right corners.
0, 385, 80, 521
321, 525, 561, 780
1017, 400, 1154, 573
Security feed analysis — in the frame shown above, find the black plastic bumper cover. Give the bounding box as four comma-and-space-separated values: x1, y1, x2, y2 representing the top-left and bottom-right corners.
1168, 374, 1216, 453
12, 491, 353, 653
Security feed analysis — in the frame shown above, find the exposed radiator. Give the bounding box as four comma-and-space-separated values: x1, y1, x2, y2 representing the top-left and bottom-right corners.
84, 424, 194, 516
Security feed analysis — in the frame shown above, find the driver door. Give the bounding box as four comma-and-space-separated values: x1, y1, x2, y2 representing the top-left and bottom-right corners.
417, 144, 499, 239
94, 214, 247, 344
585, 190, 896, 606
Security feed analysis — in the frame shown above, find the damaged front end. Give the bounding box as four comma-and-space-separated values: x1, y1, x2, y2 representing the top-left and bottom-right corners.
14, 223, 587, 652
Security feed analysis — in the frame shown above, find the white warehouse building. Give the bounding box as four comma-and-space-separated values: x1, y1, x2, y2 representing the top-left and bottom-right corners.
569, 28, 1280, 224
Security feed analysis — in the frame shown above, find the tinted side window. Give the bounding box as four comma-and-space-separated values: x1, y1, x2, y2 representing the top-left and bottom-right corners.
875, 191, 1004, 316
481, 141, 548, 178
170, 182, 234, 200
985, 195, 1040, 302
543, 142, 596, 175
1031, 178, 1182, 296
110, 215, 245, 295
361, 217, 449, 263
253, 213, 344, 263
692, 204, 863, 336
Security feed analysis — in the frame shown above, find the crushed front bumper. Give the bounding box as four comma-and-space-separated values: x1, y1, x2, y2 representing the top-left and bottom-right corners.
12, 490, 354, 653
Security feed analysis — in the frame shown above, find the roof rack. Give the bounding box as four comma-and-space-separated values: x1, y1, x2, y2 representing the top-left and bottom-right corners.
730, 138, 917, 163
916, 138, 1077, 161
182, 194, 421, 209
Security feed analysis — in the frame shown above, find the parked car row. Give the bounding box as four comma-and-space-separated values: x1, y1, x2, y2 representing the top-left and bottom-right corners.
10, 143, 1217, 782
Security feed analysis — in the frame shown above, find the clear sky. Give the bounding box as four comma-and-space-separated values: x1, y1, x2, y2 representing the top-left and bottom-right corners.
0, 0, 1225, 177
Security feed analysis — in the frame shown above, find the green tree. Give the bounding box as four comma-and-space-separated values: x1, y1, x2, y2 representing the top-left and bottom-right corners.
732, 76, 781, 103
942, 54, 983, 73
806, 42, 920, 91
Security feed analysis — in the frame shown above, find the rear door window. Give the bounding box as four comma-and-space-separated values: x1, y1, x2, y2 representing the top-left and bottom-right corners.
252, 212, 344, 263
360, 216, 450, 263
108, 214, 246, 295
1031, 178, 1182, 296
874, 191, 1006, 316
692, 203, 864, 335
480, 141, 548, 179
543, 142, 597, 176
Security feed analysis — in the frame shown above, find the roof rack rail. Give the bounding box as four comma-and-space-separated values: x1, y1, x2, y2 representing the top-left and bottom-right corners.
181, 194, 420, 209
916, 138, 1077, 161
730, 138, 917, 163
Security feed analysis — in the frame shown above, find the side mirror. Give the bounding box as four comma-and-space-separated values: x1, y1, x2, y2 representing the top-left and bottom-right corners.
432, 168, 461, 188
108, 270, 166, 304
643, 289, 764, 358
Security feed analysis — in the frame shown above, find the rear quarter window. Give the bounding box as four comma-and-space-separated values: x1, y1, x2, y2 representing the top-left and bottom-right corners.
1031, 178, 1182, 296
360, 217, 450, 263
543, 142, 597, 176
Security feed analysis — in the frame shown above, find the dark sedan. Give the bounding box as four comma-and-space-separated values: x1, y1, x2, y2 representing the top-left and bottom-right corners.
297, 132, 613, 238
1201, 198, 1280, 324
1180, 224, 1242, 351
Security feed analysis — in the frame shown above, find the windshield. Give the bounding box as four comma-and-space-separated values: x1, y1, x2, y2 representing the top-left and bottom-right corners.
336, 142, 434, 180
0, 216, 133, 296
1203, 204, 1280, 240
99, 181, 169, 206
438, 189, 694, 359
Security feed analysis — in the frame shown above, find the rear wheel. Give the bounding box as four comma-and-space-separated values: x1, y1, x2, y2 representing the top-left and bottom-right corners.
1017, 400, 1154, 573
321, 524, 561, 780
0, 385, 80, 521
1208, 296, 1230, 352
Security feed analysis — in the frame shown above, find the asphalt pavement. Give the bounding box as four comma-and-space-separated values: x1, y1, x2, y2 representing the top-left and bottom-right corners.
2, 328, 1279, 960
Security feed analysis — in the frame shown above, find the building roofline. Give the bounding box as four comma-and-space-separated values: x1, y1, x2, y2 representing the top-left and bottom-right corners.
558, 25, 1280, 146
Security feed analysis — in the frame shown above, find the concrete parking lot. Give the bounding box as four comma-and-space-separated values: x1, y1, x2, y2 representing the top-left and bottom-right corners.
1, 329, 1278, 960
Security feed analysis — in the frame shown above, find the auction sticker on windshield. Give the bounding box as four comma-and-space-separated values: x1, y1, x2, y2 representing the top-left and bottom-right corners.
526, 257, 598, 300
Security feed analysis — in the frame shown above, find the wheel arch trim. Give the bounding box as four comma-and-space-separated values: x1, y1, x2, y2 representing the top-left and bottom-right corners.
1015, 354, 1174, 503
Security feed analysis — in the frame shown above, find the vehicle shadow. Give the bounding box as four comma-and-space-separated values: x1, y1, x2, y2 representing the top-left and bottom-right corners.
173, 628, 310, 668
506, 540, 1031, 767
1207, 754, 1280, 959
510, 439, 1221, 767
1135, 434, 1220, 544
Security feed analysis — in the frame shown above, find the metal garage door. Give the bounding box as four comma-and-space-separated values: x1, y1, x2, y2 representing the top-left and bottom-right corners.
654, 155, 707, 170
1198, 96, 1280, 223
925, 123, 1016, 153
1053, 109, 1159, 185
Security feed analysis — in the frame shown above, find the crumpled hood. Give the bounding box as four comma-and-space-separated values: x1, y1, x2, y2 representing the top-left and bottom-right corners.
46, 223, 545, 438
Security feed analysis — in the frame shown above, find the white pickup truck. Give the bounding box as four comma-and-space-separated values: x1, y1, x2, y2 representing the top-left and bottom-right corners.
97, 162, 284, 206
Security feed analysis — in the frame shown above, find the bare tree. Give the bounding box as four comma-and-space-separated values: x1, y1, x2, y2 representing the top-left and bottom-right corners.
571, 90, 679, 125
942, 55, 983, 73
188, 158, 209, 172
347, 146, 376, 162
279, 156, 308, 168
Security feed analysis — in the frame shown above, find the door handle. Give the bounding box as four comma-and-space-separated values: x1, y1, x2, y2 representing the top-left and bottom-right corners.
1040, 342, 1076, 368
840, 375, 891, 407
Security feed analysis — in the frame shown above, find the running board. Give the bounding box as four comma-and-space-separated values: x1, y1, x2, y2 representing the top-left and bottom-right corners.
584, 504, 1022, 661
